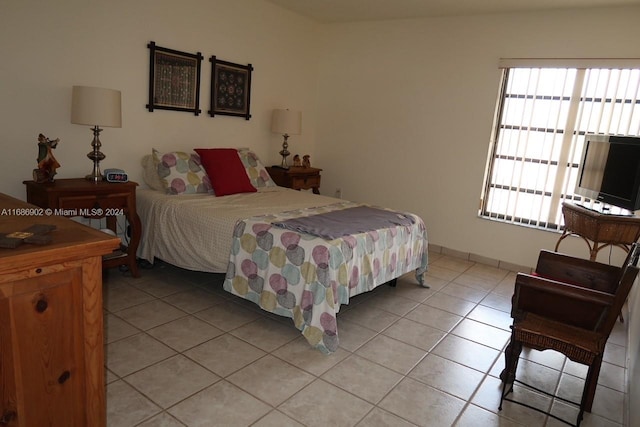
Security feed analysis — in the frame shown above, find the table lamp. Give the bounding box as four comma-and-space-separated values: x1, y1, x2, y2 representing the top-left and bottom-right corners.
71, 86, 122, 181
271, 109, 301, 168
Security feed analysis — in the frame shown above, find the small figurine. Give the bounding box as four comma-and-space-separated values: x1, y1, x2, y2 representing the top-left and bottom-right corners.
292, 154, 301, 167
302, 154, 311, 168
33, 133, 61, 183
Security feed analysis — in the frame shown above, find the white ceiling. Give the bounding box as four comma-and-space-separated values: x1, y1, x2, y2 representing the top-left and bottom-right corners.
266, 0, 640, 23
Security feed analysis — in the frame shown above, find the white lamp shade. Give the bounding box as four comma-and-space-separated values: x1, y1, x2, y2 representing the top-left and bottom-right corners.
71, 86, 122, 128
271, 109, 301, 135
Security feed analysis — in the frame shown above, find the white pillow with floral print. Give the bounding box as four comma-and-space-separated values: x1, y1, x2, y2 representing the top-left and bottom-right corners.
152, 149, 213, 195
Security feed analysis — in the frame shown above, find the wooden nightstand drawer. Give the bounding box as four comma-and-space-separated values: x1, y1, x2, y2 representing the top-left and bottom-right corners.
58, 194, 129, 213
291, 175, 321, 190
266, 166, 323, 195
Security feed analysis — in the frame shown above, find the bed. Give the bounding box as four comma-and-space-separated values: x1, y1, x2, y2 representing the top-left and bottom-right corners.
136, 148, 428, 353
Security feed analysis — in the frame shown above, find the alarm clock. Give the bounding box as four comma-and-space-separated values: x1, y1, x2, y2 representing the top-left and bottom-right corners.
104, 168, 129, 183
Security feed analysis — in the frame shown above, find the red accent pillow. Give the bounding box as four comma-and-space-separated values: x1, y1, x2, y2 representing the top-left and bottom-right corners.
194, 148, 257, 196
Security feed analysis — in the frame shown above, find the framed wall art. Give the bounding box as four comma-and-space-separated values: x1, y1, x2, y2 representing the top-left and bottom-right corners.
209, 56, 253, 120
146, 41, 203, 115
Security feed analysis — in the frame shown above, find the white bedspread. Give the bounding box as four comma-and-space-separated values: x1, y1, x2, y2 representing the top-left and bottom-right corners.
137, 186, 429, 352
136, 187, 342, 272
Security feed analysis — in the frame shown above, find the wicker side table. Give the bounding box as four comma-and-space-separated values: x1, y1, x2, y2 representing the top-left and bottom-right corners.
555, 202, 640, 261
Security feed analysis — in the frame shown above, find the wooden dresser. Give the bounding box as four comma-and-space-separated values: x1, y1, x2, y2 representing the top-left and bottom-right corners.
0, 192, 120, 426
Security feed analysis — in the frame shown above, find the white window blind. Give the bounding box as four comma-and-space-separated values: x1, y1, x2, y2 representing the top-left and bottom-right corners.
480, 59, 640, 230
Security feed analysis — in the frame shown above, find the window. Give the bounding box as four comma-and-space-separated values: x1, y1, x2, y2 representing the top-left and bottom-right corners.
480, 59, 640, 230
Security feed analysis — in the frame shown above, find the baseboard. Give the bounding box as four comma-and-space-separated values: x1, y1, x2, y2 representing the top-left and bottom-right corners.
428, 243, 532, 274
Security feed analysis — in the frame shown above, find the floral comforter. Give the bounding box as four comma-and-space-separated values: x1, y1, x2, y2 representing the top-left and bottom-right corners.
223, 201, 428, 353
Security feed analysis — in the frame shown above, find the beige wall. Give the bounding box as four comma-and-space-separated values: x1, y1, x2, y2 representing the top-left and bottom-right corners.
2, 1, 640, 424
0, 0, 320, 201
314, 7, 640, 267
313, 7, 640, 425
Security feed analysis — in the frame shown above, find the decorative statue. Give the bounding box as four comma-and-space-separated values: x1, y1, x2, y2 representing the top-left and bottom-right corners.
34, 133, 61, 183
292, 154, 301, 167
302, 154, 311, 168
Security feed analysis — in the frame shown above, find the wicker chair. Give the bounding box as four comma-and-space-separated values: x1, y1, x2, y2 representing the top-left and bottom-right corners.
499, 243, 640, 426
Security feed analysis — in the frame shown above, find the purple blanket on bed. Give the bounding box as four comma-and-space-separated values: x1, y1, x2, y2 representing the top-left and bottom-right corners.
272, 206, 416, 239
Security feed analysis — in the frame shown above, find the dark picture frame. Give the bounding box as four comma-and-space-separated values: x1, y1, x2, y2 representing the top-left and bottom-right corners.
146, 41, 203, 115
209, 56, 253, 120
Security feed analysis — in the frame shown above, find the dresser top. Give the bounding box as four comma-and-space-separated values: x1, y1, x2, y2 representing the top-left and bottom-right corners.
0, 193, 120, 271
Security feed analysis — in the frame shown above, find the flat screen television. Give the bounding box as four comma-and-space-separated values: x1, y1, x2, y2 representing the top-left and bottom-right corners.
575, 134, 640, 213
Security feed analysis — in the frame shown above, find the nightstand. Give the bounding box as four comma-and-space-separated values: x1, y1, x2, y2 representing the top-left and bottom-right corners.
267, 166, 322, 194
24, 178, 142, 277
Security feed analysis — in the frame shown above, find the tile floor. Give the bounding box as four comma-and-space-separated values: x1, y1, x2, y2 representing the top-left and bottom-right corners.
104, 250, 630, 426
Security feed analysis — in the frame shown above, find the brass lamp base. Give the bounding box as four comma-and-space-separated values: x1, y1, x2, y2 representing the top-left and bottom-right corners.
86, 125, 105, 182
279, 133, 290, 168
